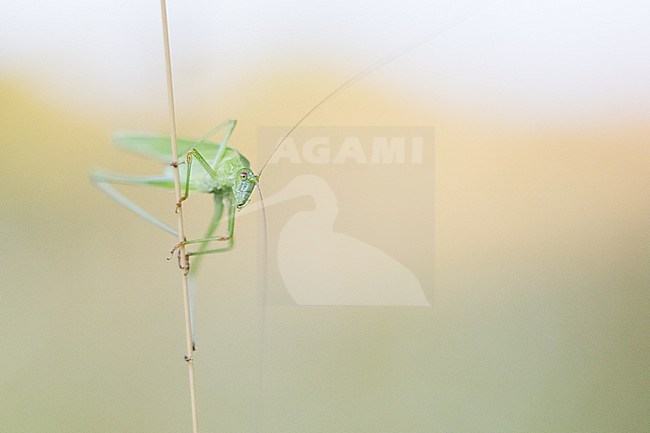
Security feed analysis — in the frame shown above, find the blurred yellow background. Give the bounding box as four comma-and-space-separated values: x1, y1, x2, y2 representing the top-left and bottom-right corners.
1, 1, 648, 432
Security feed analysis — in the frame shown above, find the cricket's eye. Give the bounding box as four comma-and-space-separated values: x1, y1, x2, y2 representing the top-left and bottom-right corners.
240, 171, 248, 180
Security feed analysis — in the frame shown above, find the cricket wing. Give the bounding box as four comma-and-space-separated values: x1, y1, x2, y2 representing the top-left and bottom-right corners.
113, 134, 222, 163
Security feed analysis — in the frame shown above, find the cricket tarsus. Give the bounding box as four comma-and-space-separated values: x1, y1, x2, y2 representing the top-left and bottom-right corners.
177, 251, 190, 276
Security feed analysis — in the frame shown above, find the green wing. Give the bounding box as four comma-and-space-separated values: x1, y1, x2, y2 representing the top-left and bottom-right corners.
113, 134, 223, 162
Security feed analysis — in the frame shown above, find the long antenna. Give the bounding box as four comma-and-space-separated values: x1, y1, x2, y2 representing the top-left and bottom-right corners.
258, 2, 494, 176
159, 1, 200, 432
255, 184, 269, 433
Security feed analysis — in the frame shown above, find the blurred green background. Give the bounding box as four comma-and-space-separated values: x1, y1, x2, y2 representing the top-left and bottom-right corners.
1, 1, 649, 432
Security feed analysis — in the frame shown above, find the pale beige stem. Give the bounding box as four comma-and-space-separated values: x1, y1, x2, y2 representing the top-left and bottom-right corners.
159, 1, 199, 432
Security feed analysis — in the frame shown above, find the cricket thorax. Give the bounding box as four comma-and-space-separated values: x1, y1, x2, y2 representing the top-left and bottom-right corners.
202, 148, 257, 208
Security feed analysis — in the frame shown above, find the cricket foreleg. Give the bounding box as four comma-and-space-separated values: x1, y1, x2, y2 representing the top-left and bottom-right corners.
187, 197, 236, 257
168, 196, 236, 258
176, 148, 217, 212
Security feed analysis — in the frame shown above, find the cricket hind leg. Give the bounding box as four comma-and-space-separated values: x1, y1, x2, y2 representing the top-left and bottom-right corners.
198, 118, 237, 168
90, 170, 178, 236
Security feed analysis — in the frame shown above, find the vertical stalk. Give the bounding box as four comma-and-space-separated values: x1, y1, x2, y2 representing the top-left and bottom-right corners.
159, 1, 199, 432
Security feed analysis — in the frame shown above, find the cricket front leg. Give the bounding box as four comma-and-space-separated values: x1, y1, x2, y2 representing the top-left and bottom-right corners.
168, 195, 236, 259
176, 118, 237, 211
176, 148, 218, 212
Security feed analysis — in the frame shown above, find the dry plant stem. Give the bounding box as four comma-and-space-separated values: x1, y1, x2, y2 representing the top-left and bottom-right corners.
159, 1, 199, 432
